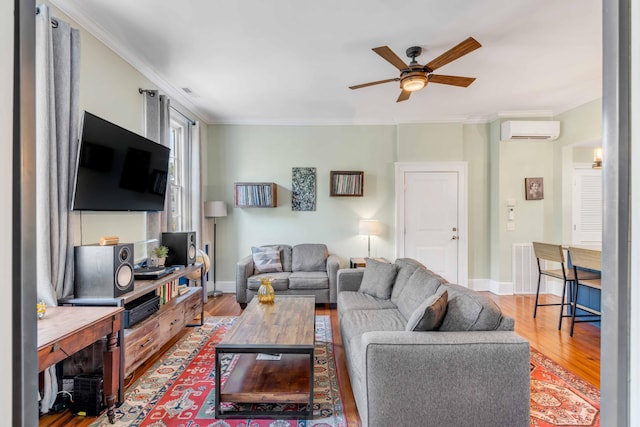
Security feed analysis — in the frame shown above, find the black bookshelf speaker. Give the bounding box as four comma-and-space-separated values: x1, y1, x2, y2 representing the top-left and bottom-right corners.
74, 243, 135, 298
161, 231, 197, 266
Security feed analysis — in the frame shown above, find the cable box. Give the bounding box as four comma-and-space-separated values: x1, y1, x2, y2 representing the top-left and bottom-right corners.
123, 292, 160, 328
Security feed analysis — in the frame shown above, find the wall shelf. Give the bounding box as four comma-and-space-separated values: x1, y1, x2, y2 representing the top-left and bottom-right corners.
235, 182, 277, 208
330, 171, 364, 197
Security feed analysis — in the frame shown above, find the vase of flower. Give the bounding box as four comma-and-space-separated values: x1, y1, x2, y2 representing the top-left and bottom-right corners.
257, 277, 275, 304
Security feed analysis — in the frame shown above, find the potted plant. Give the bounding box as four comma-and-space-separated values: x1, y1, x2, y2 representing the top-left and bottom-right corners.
150, 245, 169, 267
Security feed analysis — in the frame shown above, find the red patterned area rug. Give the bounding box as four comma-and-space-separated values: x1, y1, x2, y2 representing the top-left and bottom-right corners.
530, 347, 600, 426
91, 316, 345, 427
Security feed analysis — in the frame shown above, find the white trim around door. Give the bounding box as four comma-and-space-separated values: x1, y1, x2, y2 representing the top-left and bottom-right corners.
395, 162, 469, 287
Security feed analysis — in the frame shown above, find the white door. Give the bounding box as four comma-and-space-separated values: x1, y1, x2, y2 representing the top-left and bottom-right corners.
396, 163, 467, 286
572, 168, 602, 245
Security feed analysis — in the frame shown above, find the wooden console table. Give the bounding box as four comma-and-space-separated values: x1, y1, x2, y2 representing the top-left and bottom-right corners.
349, 257, 388, 268
58, 263, 205, 405
38, 306, 123, 423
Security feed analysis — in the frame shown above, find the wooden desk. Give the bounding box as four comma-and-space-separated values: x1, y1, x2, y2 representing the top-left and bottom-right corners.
38, 306, 123, 423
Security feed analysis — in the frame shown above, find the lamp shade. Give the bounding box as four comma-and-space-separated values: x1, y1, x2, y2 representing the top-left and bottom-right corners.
204, 201, 227, 218
359, 219, 381, 236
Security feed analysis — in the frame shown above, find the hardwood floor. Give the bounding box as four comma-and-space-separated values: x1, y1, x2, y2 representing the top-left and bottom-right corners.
39, 292, 600, 426
486, 292, 601, 388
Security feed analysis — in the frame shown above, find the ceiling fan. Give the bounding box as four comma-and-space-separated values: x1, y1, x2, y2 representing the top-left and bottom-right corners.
349, 37, 482, 102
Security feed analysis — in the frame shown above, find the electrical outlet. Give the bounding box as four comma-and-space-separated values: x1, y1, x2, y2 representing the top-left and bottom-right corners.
507, 222, 515, 231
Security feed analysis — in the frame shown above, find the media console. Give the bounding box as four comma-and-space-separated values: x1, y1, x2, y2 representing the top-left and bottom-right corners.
59, 263, 206, 404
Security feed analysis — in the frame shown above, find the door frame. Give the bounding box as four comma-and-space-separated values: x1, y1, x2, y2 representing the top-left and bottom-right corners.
571, 163, 602, 245
395, 162, 468, 287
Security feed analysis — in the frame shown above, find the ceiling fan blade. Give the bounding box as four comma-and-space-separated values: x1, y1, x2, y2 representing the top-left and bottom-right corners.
428, 74, 476, 87
349, 78, 400, 90
372, 46, 409, 71
425, 37, 482, 72
396, 90, 411, 102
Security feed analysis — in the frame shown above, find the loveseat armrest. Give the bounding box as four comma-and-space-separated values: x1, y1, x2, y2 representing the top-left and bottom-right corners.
337, 268, 364, 293
359, 331, 530, 427
326, 254, 342, 304
235, 255, 254, 303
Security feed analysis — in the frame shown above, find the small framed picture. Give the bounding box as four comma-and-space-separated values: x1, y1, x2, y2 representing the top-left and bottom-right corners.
525, 177, 544, 200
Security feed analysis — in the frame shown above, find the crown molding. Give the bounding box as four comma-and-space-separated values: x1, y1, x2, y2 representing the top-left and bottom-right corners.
49, 0, 213, 124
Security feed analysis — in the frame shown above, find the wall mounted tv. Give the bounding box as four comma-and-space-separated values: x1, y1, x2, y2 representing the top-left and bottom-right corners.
71, 111, 171, 211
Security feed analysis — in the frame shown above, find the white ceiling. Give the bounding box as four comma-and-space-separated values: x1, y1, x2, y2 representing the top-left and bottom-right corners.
49, 0, 603, 125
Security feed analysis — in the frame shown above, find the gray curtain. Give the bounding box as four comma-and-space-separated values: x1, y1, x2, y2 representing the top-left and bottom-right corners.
35, 4, 80, 413
143, 91, 171, 242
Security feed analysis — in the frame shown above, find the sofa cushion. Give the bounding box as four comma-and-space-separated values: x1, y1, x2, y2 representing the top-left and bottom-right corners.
292, 244, 328, 272
251, 246, 283, 273
340, 308, 407, 346
358, 258, 399, 299
390, 258, 427, 305
438, 283, 504, 331
289, 271, 329, 289
396, 267, 444, 321
405, 289, 448, 331
338, 291, 397, 313
261, 244, 293, 272
247, 272, 291, 291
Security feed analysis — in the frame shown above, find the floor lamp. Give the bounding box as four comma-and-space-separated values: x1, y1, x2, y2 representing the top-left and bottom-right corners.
359, 219, 381, 258
204, 201, 227, 297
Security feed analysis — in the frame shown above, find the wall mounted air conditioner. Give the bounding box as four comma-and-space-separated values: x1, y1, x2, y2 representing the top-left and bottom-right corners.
500, 120, 560, 141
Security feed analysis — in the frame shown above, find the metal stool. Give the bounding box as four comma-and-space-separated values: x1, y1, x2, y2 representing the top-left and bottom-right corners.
531, 242, 575, 329
567, 247, 602, 337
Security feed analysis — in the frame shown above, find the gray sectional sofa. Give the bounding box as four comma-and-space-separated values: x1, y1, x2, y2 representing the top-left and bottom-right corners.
236, 243, 342, 308
337, 258, 531, 427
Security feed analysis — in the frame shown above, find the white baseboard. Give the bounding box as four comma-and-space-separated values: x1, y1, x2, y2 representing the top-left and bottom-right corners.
490, 280, 514, 295
206, 280, 235, 295
468, 279, 514, 295
468, 278, 491, 291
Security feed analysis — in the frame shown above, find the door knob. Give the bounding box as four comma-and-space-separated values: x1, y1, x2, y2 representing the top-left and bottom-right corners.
451, 235, 459, 240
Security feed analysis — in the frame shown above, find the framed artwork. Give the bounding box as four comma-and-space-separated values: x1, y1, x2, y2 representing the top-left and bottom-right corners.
525, 177, 544, 200
292, 167, 316, 211
330, 171, 364, 197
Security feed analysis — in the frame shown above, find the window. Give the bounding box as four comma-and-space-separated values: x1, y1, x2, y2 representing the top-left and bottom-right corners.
168, 111, 192, 232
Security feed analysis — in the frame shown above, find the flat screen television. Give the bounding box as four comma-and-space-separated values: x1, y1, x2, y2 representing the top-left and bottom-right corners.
71, 111, 171, 211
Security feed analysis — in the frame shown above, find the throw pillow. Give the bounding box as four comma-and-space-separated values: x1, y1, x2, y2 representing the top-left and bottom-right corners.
405, 289, 449, 331
358, 258, 399, 299
251, 246, 283, 273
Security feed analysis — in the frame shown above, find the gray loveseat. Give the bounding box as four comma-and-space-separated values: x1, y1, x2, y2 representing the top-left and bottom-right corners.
337, 258, 530, 427
236, 243, 342, 308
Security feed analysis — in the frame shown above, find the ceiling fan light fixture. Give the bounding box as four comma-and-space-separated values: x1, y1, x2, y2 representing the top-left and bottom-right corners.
401, 73, 428, 92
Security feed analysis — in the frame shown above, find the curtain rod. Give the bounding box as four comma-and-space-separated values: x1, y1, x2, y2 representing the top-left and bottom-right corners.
138, 88, 196, 125
35, 6, 59, 28
170, 106, 196, 126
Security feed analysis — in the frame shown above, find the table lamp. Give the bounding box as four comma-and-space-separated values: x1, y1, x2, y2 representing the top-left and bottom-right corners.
204, 201, 227, 297
359, 219, 381, 258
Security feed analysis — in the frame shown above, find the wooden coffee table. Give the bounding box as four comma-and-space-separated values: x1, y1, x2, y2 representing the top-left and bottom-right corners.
215, 295, 316, 419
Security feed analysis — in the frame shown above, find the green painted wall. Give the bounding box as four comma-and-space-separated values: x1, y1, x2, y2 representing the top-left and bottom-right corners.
487, 100, 602, 285
56, 0, 603, 289
463, 124, 490, 279
207, 122, 493, 283
47, 2, 205, 255
555, 99, 603, 244
206, 125, 398, 280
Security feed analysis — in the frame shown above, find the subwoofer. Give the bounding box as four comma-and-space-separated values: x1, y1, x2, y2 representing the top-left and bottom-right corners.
74, 243, 135, 298
161, 231, 197, 266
